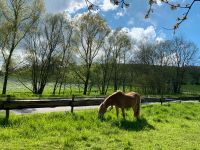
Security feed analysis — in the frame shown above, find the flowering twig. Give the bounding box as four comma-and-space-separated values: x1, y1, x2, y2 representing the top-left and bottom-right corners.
146, 0, 200, 33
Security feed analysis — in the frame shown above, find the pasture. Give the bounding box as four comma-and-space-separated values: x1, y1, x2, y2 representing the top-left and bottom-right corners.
0, 102, 200, 150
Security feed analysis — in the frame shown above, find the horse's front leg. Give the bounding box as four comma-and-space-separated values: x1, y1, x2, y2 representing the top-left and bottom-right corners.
108, 105, 113, 111
132, 106, 135, 119
121, 108, 126, 120
116, 106, 119, 119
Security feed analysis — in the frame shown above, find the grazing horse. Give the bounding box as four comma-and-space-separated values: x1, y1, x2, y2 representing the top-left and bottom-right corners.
98, 91, 141, 120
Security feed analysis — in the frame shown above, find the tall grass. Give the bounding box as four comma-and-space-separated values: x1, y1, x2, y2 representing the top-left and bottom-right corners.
0, 102, 200, 149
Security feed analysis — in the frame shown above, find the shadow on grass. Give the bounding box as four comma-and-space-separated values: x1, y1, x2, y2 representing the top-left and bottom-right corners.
0, 117, 9, 127
111, 117, 155, 131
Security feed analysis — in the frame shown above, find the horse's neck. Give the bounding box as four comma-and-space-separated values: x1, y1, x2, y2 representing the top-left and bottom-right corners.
104, 97, 112, 108
104, 92, 122, 107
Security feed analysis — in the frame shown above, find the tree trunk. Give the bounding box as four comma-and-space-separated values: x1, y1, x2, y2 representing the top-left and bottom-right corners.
58, 82, 63, 95
52, 81, 58, 95
2, 53, 12, 95
101, 84, 105, 95
83, 80, 88, 95
122, 78, 126, 92
2, 69, 9, 95
114, 70, 118, 91
38, 87, 45, 95
83, 70, 90, 95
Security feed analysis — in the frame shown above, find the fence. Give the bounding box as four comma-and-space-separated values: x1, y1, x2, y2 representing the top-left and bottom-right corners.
1, 95, 200, 122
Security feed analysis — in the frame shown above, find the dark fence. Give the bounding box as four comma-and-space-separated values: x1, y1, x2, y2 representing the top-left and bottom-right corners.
1, 95, 200, 122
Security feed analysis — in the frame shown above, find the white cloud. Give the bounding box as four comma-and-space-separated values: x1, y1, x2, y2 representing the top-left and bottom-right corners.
156, 0, 162, 6
156, 0, 185, 6
116, 12, 124, 17
127, 26, 157, 43
156, 37, 165, 43
100, 0, 118, 11
122, 26, 166, 45
114, 11, 126, 19
45, 0, 91, 14
45, 0, 118, 14
66, 1, 86, 14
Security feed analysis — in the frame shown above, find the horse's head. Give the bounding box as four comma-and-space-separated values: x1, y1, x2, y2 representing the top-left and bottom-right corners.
98, 102, 107, 119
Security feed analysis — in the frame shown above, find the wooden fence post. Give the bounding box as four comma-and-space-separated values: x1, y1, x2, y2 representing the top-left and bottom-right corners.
5, 95, 11, 123
71, 95, 75, 113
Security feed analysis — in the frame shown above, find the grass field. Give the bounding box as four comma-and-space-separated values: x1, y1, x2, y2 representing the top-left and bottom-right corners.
0, 102, 200, 149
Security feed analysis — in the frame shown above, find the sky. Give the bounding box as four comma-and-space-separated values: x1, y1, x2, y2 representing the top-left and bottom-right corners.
45, 0, 200, 50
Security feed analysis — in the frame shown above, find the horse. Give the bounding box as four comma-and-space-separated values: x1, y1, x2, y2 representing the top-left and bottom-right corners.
98, 91, 141, 120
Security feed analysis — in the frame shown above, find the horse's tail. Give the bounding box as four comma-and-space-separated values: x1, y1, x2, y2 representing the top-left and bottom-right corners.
134, 94, 141, 119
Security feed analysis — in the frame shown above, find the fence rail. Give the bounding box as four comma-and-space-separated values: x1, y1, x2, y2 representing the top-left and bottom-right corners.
1, 95, 200, 122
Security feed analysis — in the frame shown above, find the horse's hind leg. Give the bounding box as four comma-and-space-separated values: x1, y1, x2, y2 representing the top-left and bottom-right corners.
132, 106, 139, 120
121, 108, 126, 120
132, 107, 136, 119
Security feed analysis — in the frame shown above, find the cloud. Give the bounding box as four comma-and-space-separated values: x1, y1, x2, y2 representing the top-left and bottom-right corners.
122, 26, 166, 45
100, 0, 118, 11
156, 37, 165, 43
127, 26, 157, 43
114, 10, 126, 19
156, 0, 162, 6
116, 12, 124, 17
45, 0, 87, 14
45, 0, 118, 14
66, 1, 86, 14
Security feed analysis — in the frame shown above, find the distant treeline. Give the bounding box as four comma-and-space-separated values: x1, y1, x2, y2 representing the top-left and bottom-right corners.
7, 64, 200, 96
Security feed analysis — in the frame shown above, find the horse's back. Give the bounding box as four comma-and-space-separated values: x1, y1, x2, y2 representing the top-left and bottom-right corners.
126, 92, 140, 98
117, 92, 140, 108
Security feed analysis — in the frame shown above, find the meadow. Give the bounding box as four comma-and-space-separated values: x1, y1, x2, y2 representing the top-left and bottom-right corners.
0, 102, 200, 150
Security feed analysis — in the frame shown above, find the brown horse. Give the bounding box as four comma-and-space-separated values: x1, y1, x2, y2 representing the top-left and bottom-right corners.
98, 91, 141, 120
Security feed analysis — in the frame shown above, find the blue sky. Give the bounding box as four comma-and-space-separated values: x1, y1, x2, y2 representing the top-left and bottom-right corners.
44, 0, 200, 49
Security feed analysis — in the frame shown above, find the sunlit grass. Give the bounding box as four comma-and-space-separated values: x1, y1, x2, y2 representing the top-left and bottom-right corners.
0, 103, 200, 149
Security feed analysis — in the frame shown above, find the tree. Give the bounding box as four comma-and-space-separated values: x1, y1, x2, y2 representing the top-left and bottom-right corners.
153, 40, 175, 94
169, 37, 198, 93
133, 43, 157, 94
25, 14, 64, 94
120, 35, 131, 92
95, 38, 113, 95
0, 0, 44, 94
74, 12, 110, 95
108, 29, 131, 91
52, 16, 73, 95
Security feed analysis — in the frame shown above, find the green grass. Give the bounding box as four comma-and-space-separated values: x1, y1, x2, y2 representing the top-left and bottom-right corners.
0, 102, 200, 149
182, 84, 200, 95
